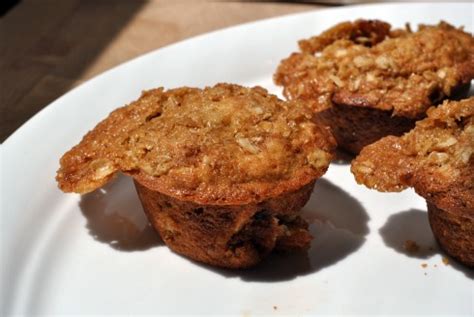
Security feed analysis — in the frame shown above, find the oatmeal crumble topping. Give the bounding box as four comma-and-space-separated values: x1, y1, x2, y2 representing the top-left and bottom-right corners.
57, 84, 335, 203
275, 20, 474, 118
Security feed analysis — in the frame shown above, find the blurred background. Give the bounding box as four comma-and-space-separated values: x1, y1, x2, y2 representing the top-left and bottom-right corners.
1, 0, 428, 142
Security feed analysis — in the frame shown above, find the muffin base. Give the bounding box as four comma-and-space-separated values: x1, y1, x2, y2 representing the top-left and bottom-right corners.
134, 180, 315, 268
316, 103, 415, 155
317, 83, 471, 155
427, 202, 474, 267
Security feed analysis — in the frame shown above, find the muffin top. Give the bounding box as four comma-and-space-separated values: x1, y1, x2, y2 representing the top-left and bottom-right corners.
275, 20, 474, 118
351, 97, 474, 214
57, 84, 335, 204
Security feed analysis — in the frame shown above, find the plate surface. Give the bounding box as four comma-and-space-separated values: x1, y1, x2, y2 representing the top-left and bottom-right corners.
2, 2, 473, 316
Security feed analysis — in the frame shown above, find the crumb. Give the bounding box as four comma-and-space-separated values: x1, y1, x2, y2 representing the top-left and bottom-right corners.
424, 272, 427, 276
442, 257, 450, 265
421, 263, 428, 268
273, 306, 278, 310
404, 240, 420, 253
434, 264, 437, 268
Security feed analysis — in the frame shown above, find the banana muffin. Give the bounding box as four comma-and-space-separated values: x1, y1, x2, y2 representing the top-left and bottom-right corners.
351, 97, 474, 266
275, 20, 474, 154
57, 83, 336, 268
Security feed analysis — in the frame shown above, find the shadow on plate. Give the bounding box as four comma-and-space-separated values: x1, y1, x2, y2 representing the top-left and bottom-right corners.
196, 178, 369, 282
379, 209, 473, 279
79, 174, 163, 251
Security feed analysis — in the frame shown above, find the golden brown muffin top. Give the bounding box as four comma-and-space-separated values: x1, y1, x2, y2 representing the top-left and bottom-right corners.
351, 97, 474, 215
275, 20, 474, 118
57, 84, 335, 204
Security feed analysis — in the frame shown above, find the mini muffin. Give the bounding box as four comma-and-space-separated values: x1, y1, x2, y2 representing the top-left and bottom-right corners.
57, 83, 336, 268
351, 97, 474, 266
275, 20, 474, 154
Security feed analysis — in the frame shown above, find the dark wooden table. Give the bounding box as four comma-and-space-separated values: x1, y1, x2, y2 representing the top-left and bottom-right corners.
0, 0, 322, 142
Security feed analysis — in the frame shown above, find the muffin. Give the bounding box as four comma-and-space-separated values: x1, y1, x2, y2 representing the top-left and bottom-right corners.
275, 20, 474, 154
57, 83, 336, 268
351, 97, 474, 266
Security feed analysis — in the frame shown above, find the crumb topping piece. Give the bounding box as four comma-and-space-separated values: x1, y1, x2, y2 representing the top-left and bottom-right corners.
351, 97, 474, 214
404, 240, 420, 254
275, 20, 474, 118
57, 84, 335, 203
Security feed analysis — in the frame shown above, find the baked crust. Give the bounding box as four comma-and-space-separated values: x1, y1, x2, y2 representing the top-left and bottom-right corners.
275, 20, 474, 154
57, 84, 335, 204
351, 97, 474, 266
57, 83, 336, 268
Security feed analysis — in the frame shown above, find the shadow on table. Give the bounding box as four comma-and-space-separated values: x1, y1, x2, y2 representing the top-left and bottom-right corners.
379, 208, 473, 279
1, 0, 147, 141
79, 174, 163, 252
196, 178, 369, 282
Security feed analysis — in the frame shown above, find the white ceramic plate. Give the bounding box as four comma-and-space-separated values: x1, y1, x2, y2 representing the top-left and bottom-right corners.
2, 2, 473, 316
